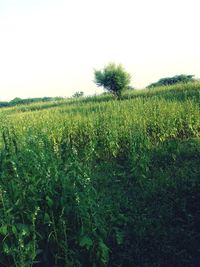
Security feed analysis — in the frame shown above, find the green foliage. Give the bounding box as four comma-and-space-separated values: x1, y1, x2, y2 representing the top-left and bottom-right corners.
94, 63, 131, 98
147, 74, 196, 88
10, 97, 23, 104
0, 82, 200, 266
73, 91, 84, 98
0, 96, 64, 109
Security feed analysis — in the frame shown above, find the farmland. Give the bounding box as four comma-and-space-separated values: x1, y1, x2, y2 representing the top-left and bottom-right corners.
0, 82, 200, 266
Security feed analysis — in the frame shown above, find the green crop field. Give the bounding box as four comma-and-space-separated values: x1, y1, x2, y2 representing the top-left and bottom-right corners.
0, 82, 200, 267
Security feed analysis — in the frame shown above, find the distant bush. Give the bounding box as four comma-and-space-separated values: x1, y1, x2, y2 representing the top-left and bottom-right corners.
147, 74, 196, 88
72, 91, 84, 98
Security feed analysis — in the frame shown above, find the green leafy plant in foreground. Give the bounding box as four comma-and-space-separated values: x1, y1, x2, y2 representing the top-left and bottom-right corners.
0, 83, 200, 266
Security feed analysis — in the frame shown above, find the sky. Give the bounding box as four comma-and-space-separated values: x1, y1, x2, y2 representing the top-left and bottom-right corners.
0, 0, 200, 101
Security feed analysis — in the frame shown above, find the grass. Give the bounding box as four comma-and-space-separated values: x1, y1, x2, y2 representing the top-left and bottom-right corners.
0, 82, 200, 266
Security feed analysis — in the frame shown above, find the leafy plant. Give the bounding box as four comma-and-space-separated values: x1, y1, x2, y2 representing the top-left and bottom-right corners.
0, 82, 199, 266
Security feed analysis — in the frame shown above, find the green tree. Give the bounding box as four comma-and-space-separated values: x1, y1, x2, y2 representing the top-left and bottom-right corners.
147, 74, 196, 88
10, 97, 22, 104
73, 91, 84, 98
94, 63, 131, 98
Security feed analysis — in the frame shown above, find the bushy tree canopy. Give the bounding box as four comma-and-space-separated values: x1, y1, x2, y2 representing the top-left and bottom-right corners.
147, 74, 196, 88
73, 91, 84, 98
94, 63, 131, 98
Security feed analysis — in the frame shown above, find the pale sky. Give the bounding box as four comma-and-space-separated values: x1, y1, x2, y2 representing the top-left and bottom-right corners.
0, 0, 200, 101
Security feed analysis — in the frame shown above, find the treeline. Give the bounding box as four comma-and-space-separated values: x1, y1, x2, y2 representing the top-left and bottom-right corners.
0, 96, 64, 108
147, 74, 197, 88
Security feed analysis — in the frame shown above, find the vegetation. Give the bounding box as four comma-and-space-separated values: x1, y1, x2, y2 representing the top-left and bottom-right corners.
147, 74, 196, 88
0, 82, 200, 266
94, 63, 131, 98
72, 91, 84, 98
0, 96, 64, 108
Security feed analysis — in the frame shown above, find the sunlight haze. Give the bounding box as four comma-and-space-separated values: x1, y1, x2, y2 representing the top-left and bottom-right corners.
0, 0, 199, 100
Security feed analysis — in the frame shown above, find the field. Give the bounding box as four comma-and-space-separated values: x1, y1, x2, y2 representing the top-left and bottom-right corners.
0, 82, 200, 267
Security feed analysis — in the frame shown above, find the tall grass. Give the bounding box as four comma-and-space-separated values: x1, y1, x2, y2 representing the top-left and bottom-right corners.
0, 82, 200, 266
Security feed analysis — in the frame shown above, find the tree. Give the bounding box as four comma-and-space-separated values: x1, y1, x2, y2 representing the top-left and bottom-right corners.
72, 91, 84, 98
94, 63, 131, 98
10, 97, 22, 104
147, 74, 196, 88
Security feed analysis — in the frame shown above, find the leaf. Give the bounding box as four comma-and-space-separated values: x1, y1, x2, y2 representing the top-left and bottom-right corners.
16, 223, 30, 236
79, 236, 93, 250
99, 240, 109, 264
12, 225, 17, 235
115, 230, 124, 245
46, 196, 53, 208
0, 225, 8, 235
3, 242, 9, 254
44, 213, 51, 224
